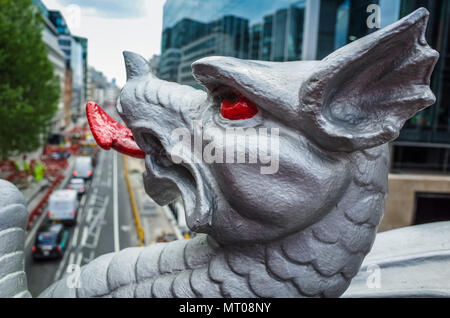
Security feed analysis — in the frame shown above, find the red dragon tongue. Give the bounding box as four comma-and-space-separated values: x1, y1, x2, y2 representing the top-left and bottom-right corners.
86, 102, 145, 159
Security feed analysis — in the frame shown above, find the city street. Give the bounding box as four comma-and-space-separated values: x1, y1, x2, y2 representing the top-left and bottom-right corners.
24, 149, 139, 297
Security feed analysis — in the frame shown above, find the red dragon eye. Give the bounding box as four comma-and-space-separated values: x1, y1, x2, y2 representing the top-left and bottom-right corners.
220, 92, 258, 120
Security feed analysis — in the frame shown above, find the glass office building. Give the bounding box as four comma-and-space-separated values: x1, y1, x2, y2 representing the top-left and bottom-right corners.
48, 10, 88, 120
159, 0, 307, 84
176, 15, 249, 86
48, 10, 72, 65
71, 38, 83, 118
305, 0, 400, 60
74, 36, 88, 102
162, 0, 300, 30
159, 0, 399, 84
391, 0, 450, 171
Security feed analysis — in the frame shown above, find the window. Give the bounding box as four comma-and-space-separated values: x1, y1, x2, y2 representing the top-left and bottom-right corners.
415, 193, 450, 225
37, 233, 56, 244
393, 145, 450, 172
184, 38, 216, 56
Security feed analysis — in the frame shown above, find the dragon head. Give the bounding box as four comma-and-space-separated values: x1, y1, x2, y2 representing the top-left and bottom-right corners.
88, 8, 438, 246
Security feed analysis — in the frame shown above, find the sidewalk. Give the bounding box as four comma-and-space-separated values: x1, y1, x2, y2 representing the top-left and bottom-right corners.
125, 157, 183, 244
4, 155, 76, 234
25, 156, 75, 207
22, 179, 50, 206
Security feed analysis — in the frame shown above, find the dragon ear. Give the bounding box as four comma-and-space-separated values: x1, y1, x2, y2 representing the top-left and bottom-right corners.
123, 51, 152, 81
299, 8, 439, 152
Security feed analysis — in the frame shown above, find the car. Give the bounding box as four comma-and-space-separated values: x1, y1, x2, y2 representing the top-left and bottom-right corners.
32, 223, 69, 260
47, 190, 79, 225
79, 146, 98, 166
73, 156, 93, 179
155, 233, 178, 243
68, 178, 86, 197
50, 151, 71, 160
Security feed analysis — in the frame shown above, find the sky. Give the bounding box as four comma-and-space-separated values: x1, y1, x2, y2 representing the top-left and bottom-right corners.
42, 0, 166, 87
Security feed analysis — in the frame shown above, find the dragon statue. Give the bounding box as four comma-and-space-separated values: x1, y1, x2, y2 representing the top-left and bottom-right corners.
1, 8, 449, 298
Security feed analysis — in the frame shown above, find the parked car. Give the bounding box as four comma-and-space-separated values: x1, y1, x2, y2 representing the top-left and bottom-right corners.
68, 178, 86, 197
73, 156, 93, 179
32, 223, 68, 260
47, 190, 78, 225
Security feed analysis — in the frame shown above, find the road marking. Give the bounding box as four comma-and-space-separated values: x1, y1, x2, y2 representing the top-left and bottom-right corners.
68, 252, 75, 268
121, 225, 131, 232
90, 225, 103, 250
80, 226, 88, 246
80, 195, 87, 206
75, 253, 83, 267
76, 204, 84, 222
87, 196, 109, 232
86, 207, 94, 223
71, 227, 79, 246
113, 152, 120, 252
54, 246, 71, 281
88, 190, 98, 206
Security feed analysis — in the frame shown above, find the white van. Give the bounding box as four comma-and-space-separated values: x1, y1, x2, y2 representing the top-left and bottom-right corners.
48, 190, 79, 225
73, 156, 93, 179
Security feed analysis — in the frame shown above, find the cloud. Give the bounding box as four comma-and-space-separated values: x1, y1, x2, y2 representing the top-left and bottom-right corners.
56, 0, 147, 19
42, 0, 165, 87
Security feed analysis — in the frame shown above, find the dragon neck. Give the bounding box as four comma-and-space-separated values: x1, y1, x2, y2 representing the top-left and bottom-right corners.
206, 147, 388, 297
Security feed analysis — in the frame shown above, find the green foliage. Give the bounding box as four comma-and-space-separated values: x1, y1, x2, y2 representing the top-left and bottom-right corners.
0, 0, 60, 159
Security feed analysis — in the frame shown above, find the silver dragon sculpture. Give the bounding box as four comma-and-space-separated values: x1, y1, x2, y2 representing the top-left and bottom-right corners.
1, 8, 449, 298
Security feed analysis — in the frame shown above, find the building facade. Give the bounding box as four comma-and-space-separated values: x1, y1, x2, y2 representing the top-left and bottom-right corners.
70, 37, 84, 120
381, 0, 450, 231
302, 0, 400, 60
160, 18, 208, 82
176, 15, 250, 86
48, 10, 88, 124
88, 67, 120, 109
33, 0, 66, 131
159, 0, 308, 85
88, 67, 107, 107
74, 36, 89, 102
393, 0, 450, 170
159, 0, 400, 85
149, 55, 161, 75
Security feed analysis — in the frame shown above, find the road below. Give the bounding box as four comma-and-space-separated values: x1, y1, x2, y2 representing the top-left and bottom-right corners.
25, 149, 138, 297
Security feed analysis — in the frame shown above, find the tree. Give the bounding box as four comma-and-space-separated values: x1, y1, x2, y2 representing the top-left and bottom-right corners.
0, 0, 59, 159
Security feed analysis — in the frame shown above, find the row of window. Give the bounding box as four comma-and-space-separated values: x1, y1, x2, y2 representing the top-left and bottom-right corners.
184, 38, 216, 56
182, 49, 216, 65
